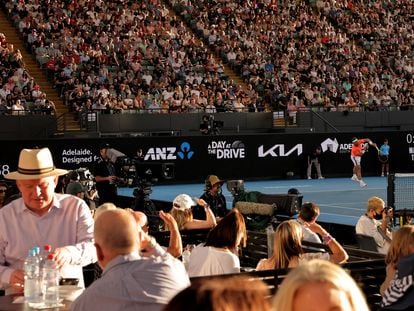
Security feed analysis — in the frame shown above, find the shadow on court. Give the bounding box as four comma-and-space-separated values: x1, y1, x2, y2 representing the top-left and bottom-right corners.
118, 176, 388, 226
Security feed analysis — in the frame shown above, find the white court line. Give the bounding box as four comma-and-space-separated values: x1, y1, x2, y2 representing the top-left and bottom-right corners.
263, 185, 312, 189
319, 201, 363, 205
297, 188, 383, 193
319, 212, 359, 219
262, 186, 384, 193
318, 204, 363, 212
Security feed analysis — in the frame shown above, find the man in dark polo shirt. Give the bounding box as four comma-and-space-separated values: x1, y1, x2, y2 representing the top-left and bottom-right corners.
92, 144, 118, 205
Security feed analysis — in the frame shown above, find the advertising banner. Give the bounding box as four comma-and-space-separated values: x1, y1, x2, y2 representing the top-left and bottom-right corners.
0, 132, 413, 182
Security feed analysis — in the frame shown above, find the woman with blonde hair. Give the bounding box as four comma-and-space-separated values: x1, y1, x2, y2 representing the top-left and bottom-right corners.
273, 259, 369, 311
169, 194, 216, 230
164, 275, 270, 311
256, 220, 348, 270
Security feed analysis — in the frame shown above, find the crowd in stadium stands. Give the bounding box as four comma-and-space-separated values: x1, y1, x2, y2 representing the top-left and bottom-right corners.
171, 0, 414, 115
2, 0, 266, 121
0, 32, 55, 115
1, 0, 413, 121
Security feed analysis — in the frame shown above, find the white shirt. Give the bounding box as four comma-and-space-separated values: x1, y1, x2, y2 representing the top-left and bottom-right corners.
0, 194, 96, 286
295, 219, 322, 244
188, 245, 240, 277
70, 250, 189, 311
356, 214, 390, 254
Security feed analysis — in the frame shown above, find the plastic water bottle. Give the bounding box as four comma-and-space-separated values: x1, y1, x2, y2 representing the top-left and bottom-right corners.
32, 246, 41, 274
33, 246, 41, 258
182, 246, 191, 271
24, 249, 40, 304
38, 245, 52, 291
42, 253, 60, 307
40, 245, 52, 268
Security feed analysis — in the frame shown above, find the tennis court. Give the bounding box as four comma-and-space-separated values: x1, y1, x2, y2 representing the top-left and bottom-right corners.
118, 176, 389, 226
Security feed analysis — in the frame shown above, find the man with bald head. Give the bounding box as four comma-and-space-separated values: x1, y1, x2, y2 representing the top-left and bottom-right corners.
70, 209, 189, 311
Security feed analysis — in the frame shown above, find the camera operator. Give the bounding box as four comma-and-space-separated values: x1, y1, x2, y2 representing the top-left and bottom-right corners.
194, 175, 228, 220
199, 115, 211, 135
66, 170, 98, 211
92, 144, 119, 205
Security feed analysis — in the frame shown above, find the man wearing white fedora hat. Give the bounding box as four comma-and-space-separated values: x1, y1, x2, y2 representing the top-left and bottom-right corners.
0, 148, 96, 291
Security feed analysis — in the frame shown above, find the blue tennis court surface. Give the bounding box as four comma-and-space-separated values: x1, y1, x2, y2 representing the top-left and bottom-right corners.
117, 176, 388, 226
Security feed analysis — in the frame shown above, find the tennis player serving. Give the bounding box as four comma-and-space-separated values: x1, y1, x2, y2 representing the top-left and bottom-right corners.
350, 137, 377, 187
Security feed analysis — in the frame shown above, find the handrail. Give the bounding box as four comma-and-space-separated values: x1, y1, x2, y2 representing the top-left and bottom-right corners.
55, 112, 67, 132
310, 110, 340, 132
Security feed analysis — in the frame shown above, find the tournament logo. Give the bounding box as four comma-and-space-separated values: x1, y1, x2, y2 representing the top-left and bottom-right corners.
320, 138, 353, 154
320, 138, 339, 153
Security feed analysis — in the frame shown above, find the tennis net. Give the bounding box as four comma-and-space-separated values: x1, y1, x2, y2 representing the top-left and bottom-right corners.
387, 173, 414, 210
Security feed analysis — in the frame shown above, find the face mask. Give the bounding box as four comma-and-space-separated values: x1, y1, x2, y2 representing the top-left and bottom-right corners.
373, 212, 383, 220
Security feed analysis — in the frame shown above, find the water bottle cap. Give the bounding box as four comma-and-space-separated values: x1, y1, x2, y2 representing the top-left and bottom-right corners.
33, 246, 40, 255
47, 253, 54, 260
44, 244, 52, 251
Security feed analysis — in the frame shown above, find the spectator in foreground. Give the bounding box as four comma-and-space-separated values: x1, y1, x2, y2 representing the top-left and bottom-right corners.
70, 209, 189, 311
295, 202, 323, 244
169, 194, 216, 230
163, 275, 270, 311
380, 225, 414, 310
129, 209, 183, 258
188, 209, 246, 277
93, 202, 117, 221
0, 148, 96, 290
256, 220, 348, 270
356, 196, 392, 254
273, 260, 369, 311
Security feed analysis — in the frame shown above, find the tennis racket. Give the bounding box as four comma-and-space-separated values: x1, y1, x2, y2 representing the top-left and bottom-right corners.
375, 145, 389, 163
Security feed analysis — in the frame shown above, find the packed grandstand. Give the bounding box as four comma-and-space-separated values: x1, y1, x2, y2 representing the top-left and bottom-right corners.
0, 0, 413, 121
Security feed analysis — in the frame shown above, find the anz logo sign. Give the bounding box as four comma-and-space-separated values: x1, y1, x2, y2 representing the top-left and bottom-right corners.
144, 142, 194, 161
258, 144, 303, 158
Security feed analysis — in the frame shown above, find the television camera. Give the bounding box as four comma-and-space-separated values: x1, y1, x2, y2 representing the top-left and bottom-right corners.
115, 157, 175, 231
202, 115, 224, 135
64, 168, 95, 192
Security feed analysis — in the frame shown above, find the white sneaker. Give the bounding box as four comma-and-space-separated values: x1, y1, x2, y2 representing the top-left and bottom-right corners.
351, 175, 358, 182
318, 176, 325, 179
381, 173, 384, 177
360, 181, 367, 187
307, 177, 312, 180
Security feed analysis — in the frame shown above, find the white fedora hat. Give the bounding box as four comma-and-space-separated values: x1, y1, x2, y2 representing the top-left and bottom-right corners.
5, 148, 67, 180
